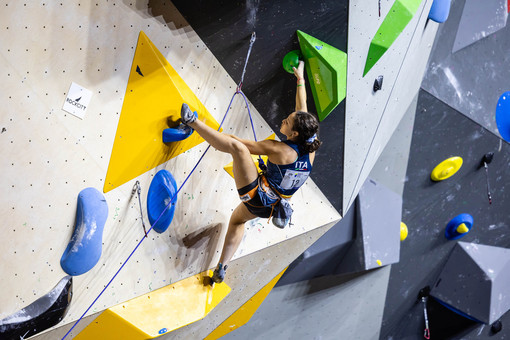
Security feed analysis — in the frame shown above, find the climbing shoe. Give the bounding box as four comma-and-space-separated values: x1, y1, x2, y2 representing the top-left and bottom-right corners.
211, 263, 228, 283
181, 103, 197, 125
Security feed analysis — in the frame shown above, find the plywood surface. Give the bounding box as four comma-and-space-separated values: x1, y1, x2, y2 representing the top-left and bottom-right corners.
0, 1, 339, 333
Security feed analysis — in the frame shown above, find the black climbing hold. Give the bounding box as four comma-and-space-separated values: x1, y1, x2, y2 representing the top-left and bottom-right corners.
491, 320, 502, 334
418, 285, 431, 300
373, 75, 383, 92
1, 127, 6, 133
0, 276, 73, 339
136, 65, 144, 77
482, 152, 494, 166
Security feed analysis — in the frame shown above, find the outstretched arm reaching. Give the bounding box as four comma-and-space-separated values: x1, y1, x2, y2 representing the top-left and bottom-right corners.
293, 60, 307, 112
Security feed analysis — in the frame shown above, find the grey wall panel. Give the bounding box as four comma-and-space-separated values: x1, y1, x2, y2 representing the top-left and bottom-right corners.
422, 0, 510, 138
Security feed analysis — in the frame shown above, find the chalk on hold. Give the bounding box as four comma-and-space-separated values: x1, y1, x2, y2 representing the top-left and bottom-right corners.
60, 188, 108, 276
428, 0, 451, 23
430, 156, 463, 181
445, 214, 473, 240
0, 276, 73, 339
400, 222, 408, 241
282, 50, 303, 74
163, 124, 194, 143
147, 169, 178, 233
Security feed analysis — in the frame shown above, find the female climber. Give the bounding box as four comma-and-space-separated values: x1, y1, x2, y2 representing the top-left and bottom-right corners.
180, 60, 321, 283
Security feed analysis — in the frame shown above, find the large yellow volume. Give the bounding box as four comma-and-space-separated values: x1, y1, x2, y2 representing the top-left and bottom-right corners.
76, 271, 231, 339
104, 31, 221, 193
204, 267, 287, 339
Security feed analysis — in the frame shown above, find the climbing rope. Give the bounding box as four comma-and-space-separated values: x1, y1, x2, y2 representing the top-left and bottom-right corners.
61, 32, 259, 340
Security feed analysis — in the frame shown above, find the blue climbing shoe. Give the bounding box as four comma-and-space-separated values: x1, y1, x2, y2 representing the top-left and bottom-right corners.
181, 103, 197, 125
211, 263, 228, 283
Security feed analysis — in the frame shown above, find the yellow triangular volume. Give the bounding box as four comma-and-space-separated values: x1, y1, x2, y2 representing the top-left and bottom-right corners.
204, 267, 287, 340
223, 134, 276, 178
76, 271, 231, 339
104, 31, 220, 193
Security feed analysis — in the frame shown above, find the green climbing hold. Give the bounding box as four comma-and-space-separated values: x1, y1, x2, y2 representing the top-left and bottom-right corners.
296, 30, 347, 122
282, 50, 303, 74
363, 0, 423, 77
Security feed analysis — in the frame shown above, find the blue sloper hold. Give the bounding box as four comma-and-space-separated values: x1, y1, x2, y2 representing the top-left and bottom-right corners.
0, 276, 73, 339
60, 188, 109, 276
496, 91, 510, 142
147, 169, 178, 233
428, 0, 451, 23
163, 124, 194, 143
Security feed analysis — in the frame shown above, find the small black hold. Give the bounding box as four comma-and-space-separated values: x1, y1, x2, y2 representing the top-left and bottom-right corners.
482, 152, 494, 165
373, 75, 383, 92
1, 127, 6, 133
491, 320, 502, 334
136, 65, 144, 77
418, 285, 431, 300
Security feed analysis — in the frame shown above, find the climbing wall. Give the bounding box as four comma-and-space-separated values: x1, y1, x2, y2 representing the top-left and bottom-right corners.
342, 0, 438, 213
0, 1, 339, 338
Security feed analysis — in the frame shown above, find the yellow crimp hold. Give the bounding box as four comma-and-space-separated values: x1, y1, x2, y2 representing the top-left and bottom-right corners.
431, 156, 463, 181
400, 222, 408, 241
76, 270, 230, 339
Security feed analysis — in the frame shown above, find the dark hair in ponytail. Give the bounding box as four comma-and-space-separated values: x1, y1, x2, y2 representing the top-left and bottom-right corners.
293, 111, 322, 153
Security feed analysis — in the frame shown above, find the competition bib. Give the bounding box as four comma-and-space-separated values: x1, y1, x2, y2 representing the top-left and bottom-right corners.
280, 170, 310, 190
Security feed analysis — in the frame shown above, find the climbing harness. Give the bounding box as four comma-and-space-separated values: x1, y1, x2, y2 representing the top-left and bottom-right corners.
133, 181, 148, 238
61, 32, 259, 340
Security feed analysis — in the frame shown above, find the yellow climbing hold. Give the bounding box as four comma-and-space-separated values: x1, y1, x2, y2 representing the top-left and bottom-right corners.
431, 156, 463, 181
400, 222, 408, 241
377, 260, 382, 266
456, 223, 469, 234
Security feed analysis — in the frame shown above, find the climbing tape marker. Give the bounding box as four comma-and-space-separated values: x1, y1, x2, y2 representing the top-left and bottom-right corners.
61, 32, 259, 340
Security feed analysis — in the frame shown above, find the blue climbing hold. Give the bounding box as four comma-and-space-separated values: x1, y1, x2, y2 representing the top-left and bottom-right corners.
496, 91, 510, 142
428, 0, 451, 23
147, 169, 178, 233
162, 124, 194, 143
445, 213, 473, 240
60, 188, 108, 276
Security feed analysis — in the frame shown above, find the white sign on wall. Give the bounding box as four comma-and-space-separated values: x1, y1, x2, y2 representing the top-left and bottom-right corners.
63, 82, 93, 119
